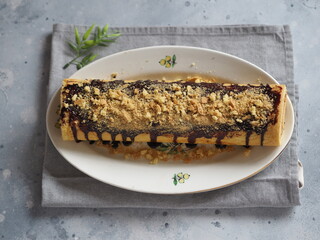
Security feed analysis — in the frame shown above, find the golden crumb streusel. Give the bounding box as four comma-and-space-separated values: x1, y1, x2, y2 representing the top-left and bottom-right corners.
62, 79, 276, 133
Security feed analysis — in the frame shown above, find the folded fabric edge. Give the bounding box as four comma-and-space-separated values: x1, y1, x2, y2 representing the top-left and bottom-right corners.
53, 23, 290, 36
41, 174, 301, 208
285, 31, 301, 204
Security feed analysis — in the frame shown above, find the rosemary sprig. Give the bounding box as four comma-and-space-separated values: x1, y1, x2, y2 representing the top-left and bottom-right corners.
155, 143, 190, 155
63, 24, 120, 70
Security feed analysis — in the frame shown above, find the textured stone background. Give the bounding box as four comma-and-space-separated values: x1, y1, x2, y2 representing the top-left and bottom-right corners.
0, 0, 319, 239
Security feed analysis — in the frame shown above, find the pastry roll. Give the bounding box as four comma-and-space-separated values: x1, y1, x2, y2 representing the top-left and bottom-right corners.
60, 79, 287, 146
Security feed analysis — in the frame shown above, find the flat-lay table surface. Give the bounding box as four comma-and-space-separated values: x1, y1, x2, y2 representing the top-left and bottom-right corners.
0, 0, 319, 239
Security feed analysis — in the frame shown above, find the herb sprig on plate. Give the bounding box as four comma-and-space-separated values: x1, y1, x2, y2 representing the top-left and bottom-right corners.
156, 143, 194, 155
63, 24, 120, 70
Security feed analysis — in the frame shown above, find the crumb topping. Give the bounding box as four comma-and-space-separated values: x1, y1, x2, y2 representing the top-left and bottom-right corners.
61, 80, 277, 134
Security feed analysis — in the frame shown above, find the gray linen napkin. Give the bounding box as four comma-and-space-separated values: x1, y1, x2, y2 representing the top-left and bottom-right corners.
42, 24, 300, 208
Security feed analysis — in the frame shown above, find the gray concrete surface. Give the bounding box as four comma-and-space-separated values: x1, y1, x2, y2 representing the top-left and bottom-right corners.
0, 0, 319, 239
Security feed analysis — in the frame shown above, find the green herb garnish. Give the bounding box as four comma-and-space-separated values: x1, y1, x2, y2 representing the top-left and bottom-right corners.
155, 143, 190, 155
63, 24, 120, 70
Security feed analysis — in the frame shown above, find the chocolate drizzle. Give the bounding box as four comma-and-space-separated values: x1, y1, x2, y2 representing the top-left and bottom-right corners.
245, 131, 252, 147
71, 124, 80, 143
61, 80, 282, 146
260, 125, 268, 146
150, 131, 158, 143
216, 132, 227, 145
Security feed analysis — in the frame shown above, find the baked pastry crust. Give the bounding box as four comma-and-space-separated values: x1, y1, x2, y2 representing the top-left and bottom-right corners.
60, 79, 287, 146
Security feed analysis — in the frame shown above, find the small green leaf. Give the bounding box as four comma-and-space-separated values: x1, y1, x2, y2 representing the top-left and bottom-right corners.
81, 54, 93, 64
156, 144, 169, 152
63, 62, 70, 69
173, 174, 178, 186
88, 54, 97, 62
80, 45, 92, 49
74, 27, 80, 45
172, 54, 176, 63
83, 24, 95, 40
156, 146, 168, 152
84, 40, 95, 46
173, 178, 178, 186
67, 41, 78, 52
76, 63, 83, 69
98, 43, 108, 47
102, 24, 109, 34
94, 33, 98, 43
107, 33, 121, 38
80, 54, 97, 66
101, 39, 116, 43
96, 26, 101, 38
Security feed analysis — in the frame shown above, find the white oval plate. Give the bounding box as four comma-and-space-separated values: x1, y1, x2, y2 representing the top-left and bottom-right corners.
46, 46, 294, 194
